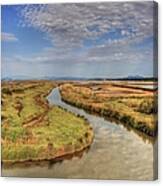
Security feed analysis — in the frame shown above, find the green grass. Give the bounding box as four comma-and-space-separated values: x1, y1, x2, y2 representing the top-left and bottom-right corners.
1, 81, 93, 163
33, 106, 92, 148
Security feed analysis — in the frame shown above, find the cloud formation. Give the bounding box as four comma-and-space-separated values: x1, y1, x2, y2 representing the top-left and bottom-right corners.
2, 2, 156, 79
19, 2, 154, 48
1, 32, 18, 42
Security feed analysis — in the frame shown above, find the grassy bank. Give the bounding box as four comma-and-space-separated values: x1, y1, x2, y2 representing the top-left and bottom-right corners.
60, 82, 157, 137
1, 81, 93, 164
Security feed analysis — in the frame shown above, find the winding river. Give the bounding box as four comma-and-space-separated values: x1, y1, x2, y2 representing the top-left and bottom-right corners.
2, 88, 157, 180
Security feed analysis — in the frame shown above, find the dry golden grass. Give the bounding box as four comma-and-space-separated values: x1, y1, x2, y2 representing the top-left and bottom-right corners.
60, 81, 157, 137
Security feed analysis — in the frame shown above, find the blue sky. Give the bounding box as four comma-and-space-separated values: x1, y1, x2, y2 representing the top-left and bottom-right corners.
1, 2, 156, 79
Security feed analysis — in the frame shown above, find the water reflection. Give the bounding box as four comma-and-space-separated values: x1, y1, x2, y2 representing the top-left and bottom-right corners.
2, 88, 156, 180
104, 117, 156, 145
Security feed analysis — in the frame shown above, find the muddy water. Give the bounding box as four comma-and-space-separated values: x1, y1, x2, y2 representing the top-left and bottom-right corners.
2, 88, 157, 180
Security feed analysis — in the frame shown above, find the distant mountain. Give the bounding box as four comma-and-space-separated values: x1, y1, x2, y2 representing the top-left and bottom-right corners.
42, 76, 90, 81
2, 75, 33, 81
1, 77, 13, 81
126, 75, 144, 80
1, 76, 90, 81
1, 75, 157, 81
125, 75, 157, 81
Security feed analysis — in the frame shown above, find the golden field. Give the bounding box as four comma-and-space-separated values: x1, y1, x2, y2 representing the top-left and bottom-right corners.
60, 81, 157, 137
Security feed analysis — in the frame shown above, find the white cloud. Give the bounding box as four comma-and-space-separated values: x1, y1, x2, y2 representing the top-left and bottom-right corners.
19, 2, 154, 48
2, 2, 155, 79
1, 32, 18, 42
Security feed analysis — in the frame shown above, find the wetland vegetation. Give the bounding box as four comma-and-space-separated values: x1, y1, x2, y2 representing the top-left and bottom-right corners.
1, 80, 157, 180
1, 80, 157, 166
1, 80, 93, 164
60, 81, 157, 137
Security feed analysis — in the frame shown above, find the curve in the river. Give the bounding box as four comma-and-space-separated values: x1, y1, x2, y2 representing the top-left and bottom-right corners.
2, 87, 156, 180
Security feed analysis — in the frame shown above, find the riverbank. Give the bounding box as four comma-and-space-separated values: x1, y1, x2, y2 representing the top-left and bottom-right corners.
1, 81, 94, 165
2, 86, 155, 180
60, 82, 157, 137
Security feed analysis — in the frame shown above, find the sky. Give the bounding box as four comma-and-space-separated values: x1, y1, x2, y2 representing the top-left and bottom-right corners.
1, 2, 157, 79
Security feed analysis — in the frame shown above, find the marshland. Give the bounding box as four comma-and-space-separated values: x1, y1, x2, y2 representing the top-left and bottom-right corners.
1, 80, 93, 164
1, 79, 157, 180
60, 80, 157, 137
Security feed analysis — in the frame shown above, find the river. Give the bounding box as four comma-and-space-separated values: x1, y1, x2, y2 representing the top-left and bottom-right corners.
2, 88, 157, 180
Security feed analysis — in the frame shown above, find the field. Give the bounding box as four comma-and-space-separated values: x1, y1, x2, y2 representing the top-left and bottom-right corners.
60, 80, 158, 137
1, 80, 93, 165
1, 80, 157, 165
